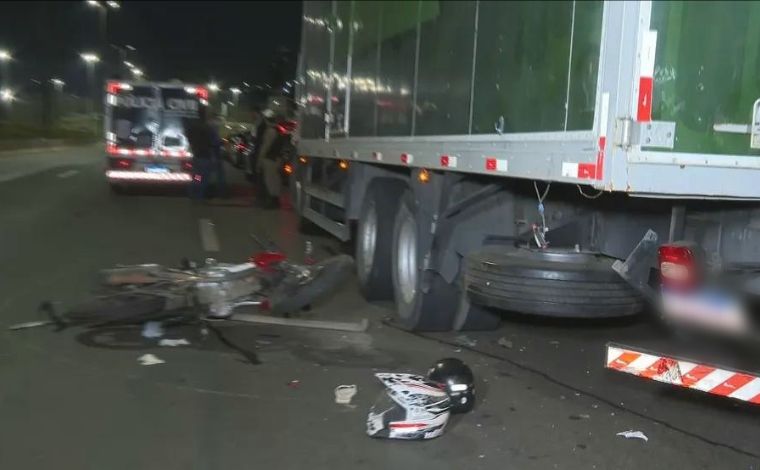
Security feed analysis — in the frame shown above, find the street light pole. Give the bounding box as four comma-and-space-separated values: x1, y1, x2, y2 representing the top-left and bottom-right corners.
80, 53, 100, 115
0, 50, 11, 91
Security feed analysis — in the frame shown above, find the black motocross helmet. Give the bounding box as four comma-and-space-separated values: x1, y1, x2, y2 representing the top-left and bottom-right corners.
427, 358, 475, 413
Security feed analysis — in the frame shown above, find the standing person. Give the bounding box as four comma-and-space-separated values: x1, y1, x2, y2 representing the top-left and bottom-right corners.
251, 108, 281, 208
208, 113, 228, 198
185, 106, 215, 201
246, 108, 264, 181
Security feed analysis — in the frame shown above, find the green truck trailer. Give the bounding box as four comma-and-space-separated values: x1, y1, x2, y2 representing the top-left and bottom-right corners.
292, 0, 760, 405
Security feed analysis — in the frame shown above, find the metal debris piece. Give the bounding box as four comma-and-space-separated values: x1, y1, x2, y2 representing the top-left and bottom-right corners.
616, 430, 648, 442
231, 313, 369, 332
8, 320, 54, 331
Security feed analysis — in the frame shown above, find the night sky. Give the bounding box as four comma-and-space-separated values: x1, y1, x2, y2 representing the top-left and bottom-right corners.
0, 1, 302, 94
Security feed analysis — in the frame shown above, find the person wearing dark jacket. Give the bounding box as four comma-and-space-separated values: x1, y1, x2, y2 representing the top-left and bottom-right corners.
251, 108, 281, 208
186, 107, 224, 200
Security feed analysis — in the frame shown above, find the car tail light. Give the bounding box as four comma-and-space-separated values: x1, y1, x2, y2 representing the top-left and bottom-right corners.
181, 160, 193, 171
115, 159, 132, 169
276, 120, 298, 136
658, 244, 700, 290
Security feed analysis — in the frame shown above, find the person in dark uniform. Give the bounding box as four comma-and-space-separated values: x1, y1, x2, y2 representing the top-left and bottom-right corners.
186, 106, 217, 200
250, 108, 282, 208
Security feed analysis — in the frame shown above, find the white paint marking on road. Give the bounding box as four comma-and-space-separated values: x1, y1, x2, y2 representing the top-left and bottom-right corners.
56, 169, 79, 179
198, 218, 221, 252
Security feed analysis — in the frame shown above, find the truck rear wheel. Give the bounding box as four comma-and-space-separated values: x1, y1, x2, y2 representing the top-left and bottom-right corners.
356, 182, 402, 300
465, 247, 644, 318
392, 190, 458, 331
454, 291, 501, 331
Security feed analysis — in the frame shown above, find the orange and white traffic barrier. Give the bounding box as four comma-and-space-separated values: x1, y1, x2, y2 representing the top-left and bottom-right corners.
606, 343, 760, 405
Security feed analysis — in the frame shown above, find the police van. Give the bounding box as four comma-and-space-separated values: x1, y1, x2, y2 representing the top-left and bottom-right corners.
104, 81, 208, 189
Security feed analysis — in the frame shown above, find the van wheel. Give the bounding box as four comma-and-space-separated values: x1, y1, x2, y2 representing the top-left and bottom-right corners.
392, 190, 458, 331
356, 182, 403, 300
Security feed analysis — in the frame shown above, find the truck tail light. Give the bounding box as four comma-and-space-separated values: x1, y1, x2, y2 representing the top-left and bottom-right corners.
658, 244, 700, 290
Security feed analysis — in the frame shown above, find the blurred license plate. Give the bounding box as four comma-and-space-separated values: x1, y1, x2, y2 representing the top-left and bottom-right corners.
145, 165, 169, 173
662, 289, 747, 333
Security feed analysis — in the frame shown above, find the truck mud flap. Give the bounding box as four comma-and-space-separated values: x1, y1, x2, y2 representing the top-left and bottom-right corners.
605, 342, 760, 405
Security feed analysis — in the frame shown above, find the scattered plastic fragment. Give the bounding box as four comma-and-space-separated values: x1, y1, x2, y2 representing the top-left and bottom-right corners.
141, 321, 164, 338
497, 337, 513, 349
287, 379, 301, 388
334, 384, 357, 404
138, 353, 165, 366
158, 338, 190, 347
616, 430, 648, 442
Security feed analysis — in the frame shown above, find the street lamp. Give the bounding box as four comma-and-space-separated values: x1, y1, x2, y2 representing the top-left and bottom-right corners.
80, 53, 100, 64
106, 1, 120, 9
131, 68, 143, 78
208, 82, 220, 92
50, 78, 65, 89
0, 88, 15, 103
0, 50, 10, 61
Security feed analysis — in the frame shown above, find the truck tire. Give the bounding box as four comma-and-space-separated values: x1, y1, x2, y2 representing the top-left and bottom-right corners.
453, 290, 501, 331
356, 182, 403, 300
392, 190, 458, 331
465, 247, 644, 318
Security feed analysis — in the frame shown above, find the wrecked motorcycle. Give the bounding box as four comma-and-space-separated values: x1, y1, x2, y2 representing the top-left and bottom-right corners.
38, 249, 360, 332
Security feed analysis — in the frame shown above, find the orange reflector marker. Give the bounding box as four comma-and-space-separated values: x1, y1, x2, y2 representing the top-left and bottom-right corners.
298, 156, 308, 164
283, 163, 294, 175
418, 168, 430, 183
338, 160, 349, 170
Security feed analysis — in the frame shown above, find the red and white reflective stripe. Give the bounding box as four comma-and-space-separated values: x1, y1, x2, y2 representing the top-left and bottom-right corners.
400, 153, 413, 164
561, 92, 609, 181
440, 155, 457, 168
636, 30, 658, 122
485, 157, 508, 172
561, 162, 595, 179
389, 422, 429, 430
606, 344, 760, 405
105, 170, 192, 182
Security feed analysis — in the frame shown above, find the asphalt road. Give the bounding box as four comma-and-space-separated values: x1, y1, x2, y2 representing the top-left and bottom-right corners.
0, 145, 758, 469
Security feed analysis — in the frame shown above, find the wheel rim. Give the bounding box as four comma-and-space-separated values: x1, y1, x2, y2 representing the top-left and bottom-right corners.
359, 202, 378, 278
397, 212, 417, 309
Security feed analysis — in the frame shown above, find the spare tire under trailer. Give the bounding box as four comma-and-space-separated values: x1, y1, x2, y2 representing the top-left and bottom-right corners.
463, 247, 644, 320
